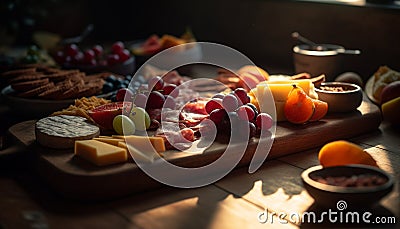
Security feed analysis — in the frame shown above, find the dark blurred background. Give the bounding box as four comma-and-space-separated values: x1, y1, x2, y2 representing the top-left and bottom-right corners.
1, 0, 400, 79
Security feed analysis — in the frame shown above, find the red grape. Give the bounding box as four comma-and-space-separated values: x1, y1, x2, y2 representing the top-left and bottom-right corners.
162, 84, 179, 97
205, 98, 223, 114
111, 41, 124, 54
92, 45, 103, 56
134, 93, 147, 108
163, 95, 176, 109
83, 49, 95, 63
64, 55, 72, 63
222, 94, 239, 112
246, 103, 259, 118
54, 51, 65, 64
256, 113, 273, 131
147, 91, 165, 109
148, 76, 164, 91
248, 122, 257, 139
118, 49, 130, 62
65, 44, 79, 57
71, 52, 84, 64
87, 59, 97, 66
209, 109, 227, 125
107, 54, 120, 65
116, 88, 134, 102
212, 93, 225, 99
236, 105, 255, 121
234, 88, 250, 105
101, 60, 108, 66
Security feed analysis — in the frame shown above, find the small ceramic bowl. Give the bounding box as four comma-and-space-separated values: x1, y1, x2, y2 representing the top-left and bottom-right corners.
301, 165, 394, 208
315, 82, 362, 113
293, 44, 344, 81
130, 41, 202, 69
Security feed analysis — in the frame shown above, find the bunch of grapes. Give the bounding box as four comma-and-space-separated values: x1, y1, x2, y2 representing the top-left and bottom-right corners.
54, 41, 131, 66
206, 88, 273, 139
133, 76, 179, 110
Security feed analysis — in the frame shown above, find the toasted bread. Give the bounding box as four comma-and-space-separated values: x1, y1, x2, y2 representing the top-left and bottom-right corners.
11, 78, 50, 91
18, 82, 55, 98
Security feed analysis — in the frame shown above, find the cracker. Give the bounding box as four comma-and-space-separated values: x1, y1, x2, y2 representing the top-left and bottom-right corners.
11, 78, 50, 91
2, 68, 37, 78
45, 70, 80, 82
17, 82, 55, 98
8, 72, 47, 83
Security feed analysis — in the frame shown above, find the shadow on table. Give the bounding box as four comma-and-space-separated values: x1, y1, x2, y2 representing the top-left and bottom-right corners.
13, 164, 243, 228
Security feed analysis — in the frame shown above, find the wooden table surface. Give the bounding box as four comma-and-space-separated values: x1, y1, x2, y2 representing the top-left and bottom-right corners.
0, 113, 399, 229
0, 63, 398, 228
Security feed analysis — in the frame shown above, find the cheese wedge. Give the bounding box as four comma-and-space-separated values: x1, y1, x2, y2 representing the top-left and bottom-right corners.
117, 141, 128, 150
255, 83, 293, 121
254, 79, 318, 122
126, 144, 156, 163
93, 137, 124, 146
75, 140, 127, 166
257, 83, 295, 102
113, 135, 166, 152
262, 79, 318, 99
105, 140, 156, 163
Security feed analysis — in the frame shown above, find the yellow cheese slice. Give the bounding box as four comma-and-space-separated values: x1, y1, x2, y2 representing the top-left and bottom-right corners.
93, 137, 124, 146
111, 135, 165, 163
262, 79, 318, 99
117, 141, 128, 150
74, 140, 127, 166
275, 101, 287, 122
126, 144, 156, 163
113, 135, 166, 152
254, 85, 287, 122
257, 83, 295, 102
114, 138, 157, 163
254, 79, 318, 122
97, 136, 114, 139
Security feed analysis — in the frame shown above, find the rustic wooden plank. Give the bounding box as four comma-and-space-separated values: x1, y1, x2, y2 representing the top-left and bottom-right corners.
216, 157, 399, 227
278, 144, 400, 218
269, 97, 381, 159
0, 175, 130, 229
0, 176, 31, 199
214, 160, 314, 226
107, 185, 298, 229
278, 143, 400, 176
6, 96, 382, 200
352, 121, 400, 154
7, 119, 36, 148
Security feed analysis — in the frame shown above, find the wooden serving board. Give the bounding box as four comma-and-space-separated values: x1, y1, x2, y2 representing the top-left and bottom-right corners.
9, 94, 382, 200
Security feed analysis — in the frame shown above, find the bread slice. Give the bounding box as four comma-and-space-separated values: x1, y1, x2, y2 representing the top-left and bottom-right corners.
17, 82, 55, 98
38, 80, 73, 99
11, 78, 50, 91
2, 68, 37, 78
373, 66, 400, 101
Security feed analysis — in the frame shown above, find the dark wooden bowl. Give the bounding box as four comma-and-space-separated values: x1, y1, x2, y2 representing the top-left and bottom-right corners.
301, 165, 394, 209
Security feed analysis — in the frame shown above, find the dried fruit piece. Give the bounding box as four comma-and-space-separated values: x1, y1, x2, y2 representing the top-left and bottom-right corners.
284, 85, 315, 124
309, 99, 328, 122
318, 140, 378, 167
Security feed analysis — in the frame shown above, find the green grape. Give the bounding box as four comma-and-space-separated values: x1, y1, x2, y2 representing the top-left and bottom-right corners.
27, 45, 40, 56
113, 115, 136, 135
23, 55, 39, 64
129, 107, 150, 131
